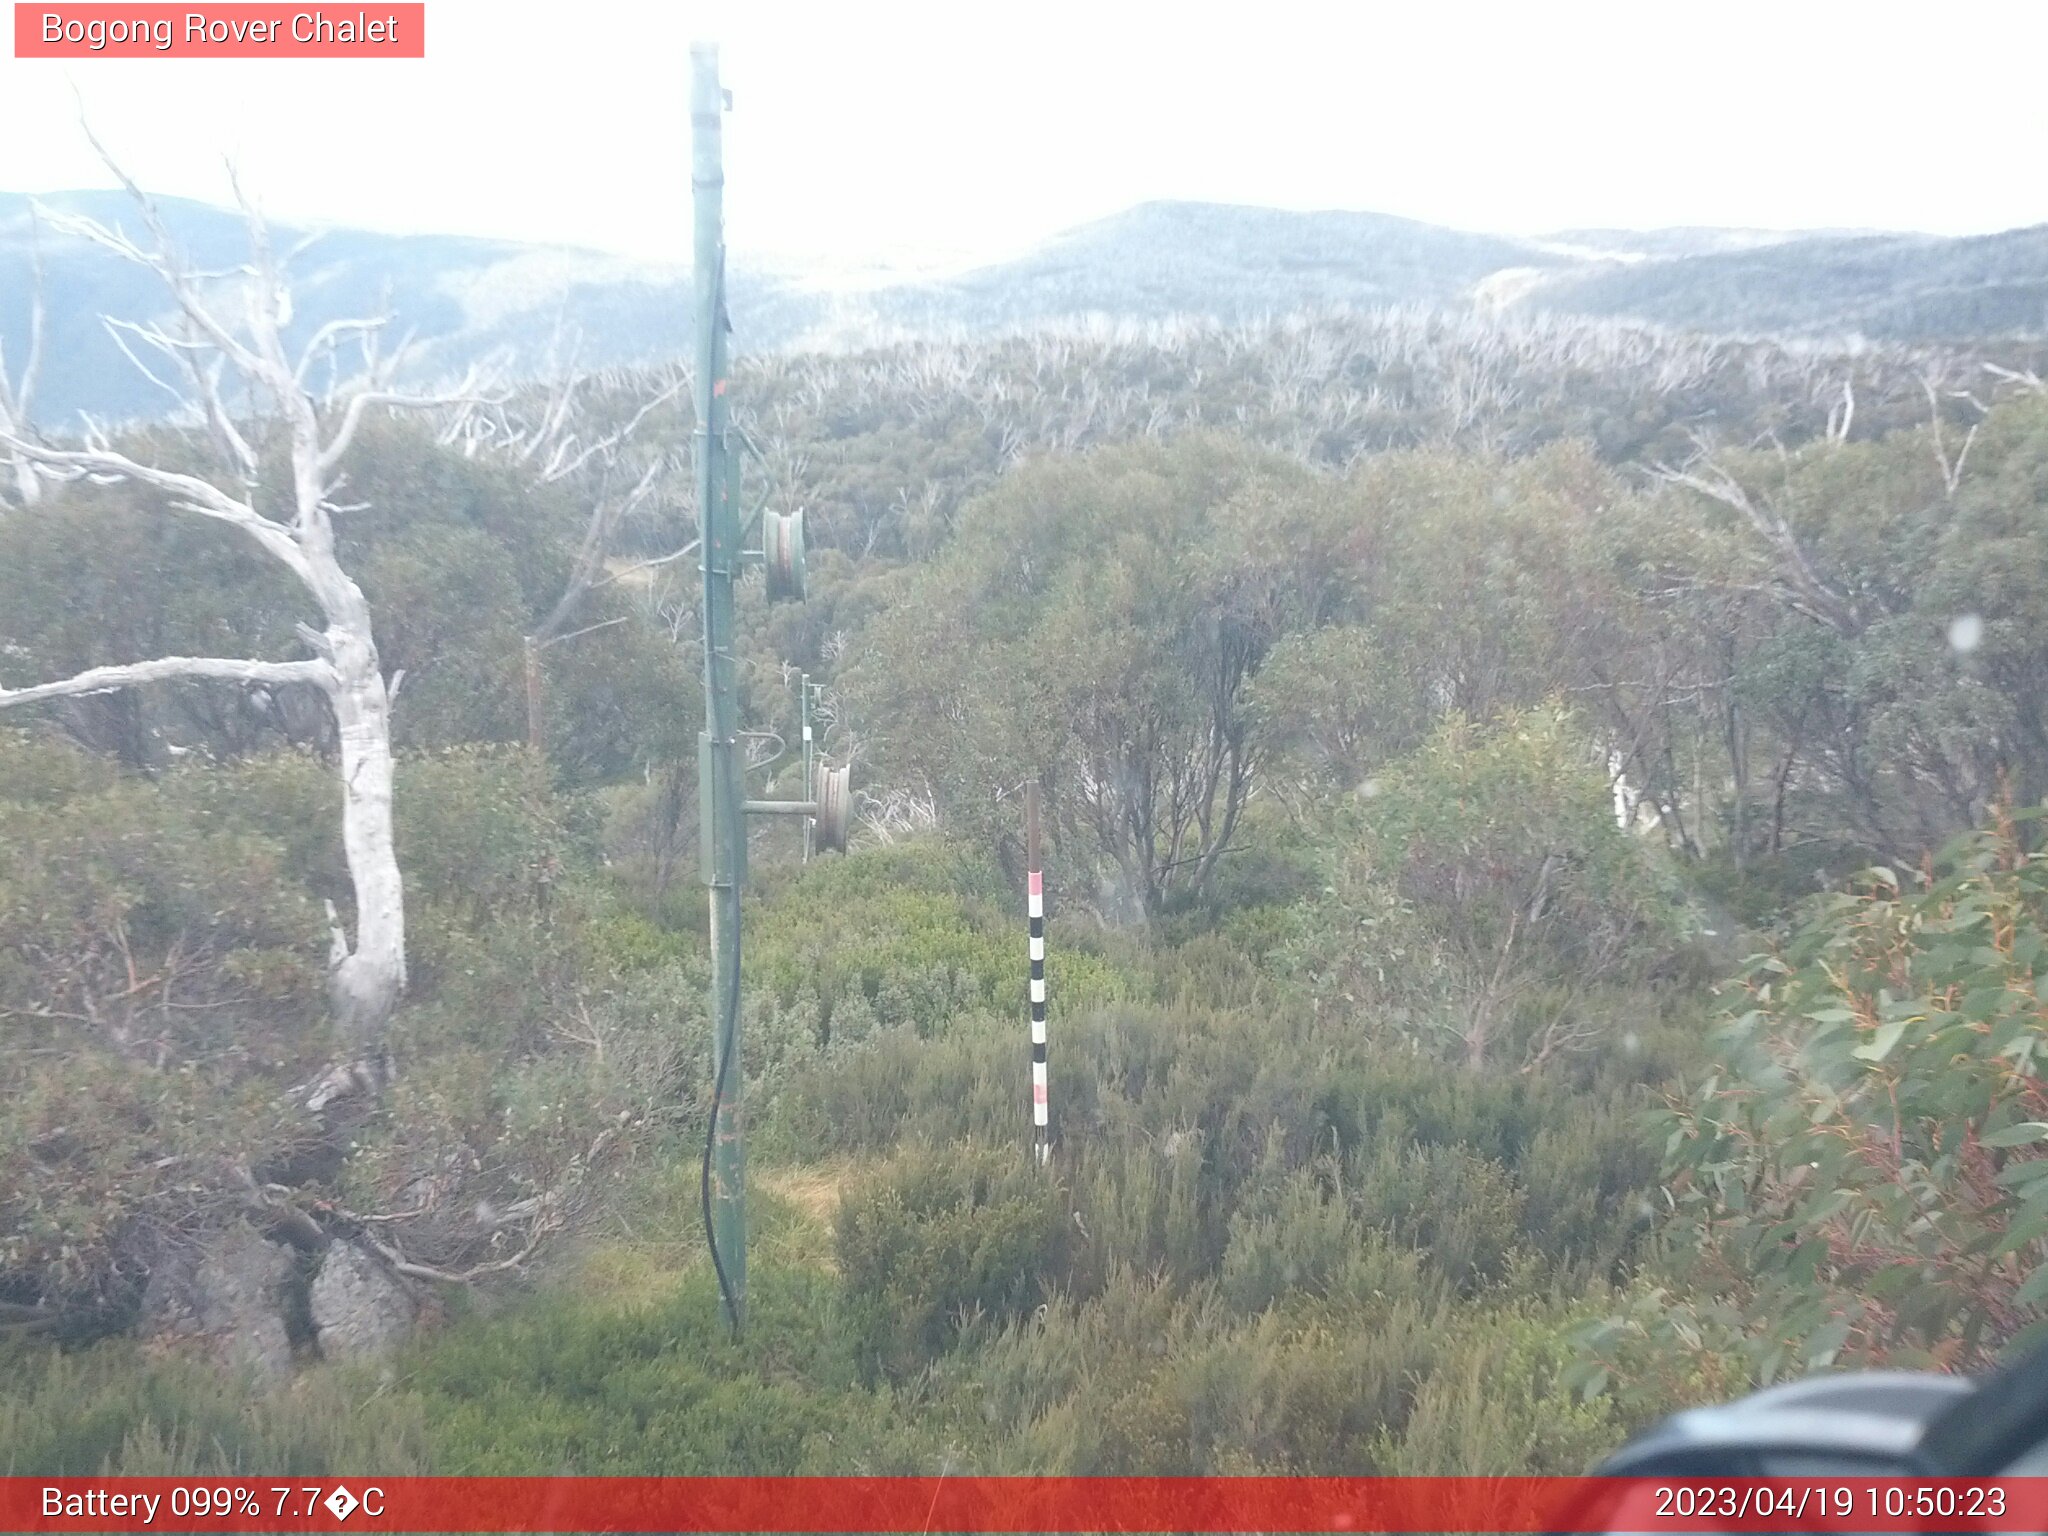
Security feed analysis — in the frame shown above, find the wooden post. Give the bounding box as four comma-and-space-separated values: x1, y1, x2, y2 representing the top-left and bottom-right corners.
523, 636, 544, 750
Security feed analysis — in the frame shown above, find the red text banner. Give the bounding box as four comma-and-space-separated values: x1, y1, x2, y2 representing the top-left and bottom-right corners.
14, 5, 425, 57
5, 1476, 2048, 1532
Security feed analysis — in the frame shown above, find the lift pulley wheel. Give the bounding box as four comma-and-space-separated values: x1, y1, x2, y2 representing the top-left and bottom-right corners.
763, 509, 807, 602
813, 760, 852, 853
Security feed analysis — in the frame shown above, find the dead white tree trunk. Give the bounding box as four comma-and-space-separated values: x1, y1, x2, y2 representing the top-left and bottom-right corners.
0, 148, 489, 1108
1654, 437, 1859, 637
0, 209, 46, 508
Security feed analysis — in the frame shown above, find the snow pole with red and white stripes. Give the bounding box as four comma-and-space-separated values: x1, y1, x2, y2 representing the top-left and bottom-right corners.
1026, 781, 1050, 1166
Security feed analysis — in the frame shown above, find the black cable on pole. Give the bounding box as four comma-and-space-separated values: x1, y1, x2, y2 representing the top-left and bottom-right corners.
699, 915, 741, 1329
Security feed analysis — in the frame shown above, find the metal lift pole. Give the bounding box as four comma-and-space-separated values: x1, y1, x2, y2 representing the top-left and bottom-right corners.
692, 41, 746, 1338
800, 674, 814, 864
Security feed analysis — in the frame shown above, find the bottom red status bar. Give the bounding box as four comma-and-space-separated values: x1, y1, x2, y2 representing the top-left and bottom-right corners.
9, 1476, 2048, 1532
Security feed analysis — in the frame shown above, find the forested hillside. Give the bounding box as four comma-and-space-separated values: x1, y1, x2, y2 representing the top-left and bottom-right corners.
5, 208, 2048, 1479
10, 191, 2048, 426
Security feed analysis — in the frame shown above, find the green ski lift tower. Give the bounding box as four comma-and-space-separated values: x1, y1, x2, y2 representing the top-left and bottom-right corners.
692, 42, 852, 1339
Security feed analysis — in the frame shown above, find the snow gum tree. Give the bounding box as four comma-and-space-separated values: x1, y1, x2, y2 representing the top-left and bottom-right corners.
0, 155, 488, 1108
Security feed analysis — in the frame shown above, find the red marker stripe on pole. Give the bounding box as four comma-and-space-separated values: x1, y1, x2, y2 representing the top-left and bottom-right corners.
1025, 782, 1048, 1165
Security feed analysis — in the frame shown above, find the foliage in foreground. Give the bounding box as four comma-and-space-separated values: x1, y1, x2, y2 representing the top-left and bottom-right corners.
1641, 811, 2048, 1380
8, 360, 2048, 1479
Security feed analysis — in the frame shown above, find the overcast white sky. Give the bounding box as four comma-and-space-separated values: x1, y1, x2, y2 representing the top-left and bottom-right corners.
4, 1, 2045, 268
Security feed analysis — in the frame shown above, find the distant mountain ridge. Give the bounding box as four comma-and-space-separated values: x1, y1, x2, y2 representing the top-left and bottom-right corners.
0, 191, 698, 423
1527, 223, 2048, 340
859, 202, 1576, 332
1534, 226, 1895, 260
5, 191, 2045, 424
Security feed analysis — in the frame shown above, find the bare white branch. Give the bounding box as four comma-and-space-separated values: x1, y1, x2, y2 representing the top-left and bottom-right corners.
44, 131, 269, 380
592, 536, 700, 591
533, 458, 665, 643
187, 348, 264, 484
317, 363, 495, 477
17, 216, 46, 417
1922, 373, 1978, 497
539, 373, 687, 484
0, 431, 310, 579
1984, 361, 2046, 396
534, 615, 629, 653
98, 317, 193, 405
1655, 441, 1858, 635
294, 315, 393, 388
0, 655, 333, 710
